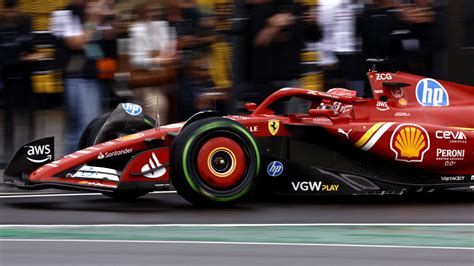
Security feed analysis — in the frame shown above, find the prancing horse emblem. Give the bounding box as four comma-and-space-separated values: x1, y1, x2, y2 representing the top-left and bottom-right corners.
268, 120, 280, 136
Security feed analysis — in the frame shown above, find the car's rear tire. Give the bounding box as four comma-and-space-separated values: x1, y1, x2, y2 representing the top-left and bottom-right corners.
78, 112, 154, 200
170, 117, 260, 207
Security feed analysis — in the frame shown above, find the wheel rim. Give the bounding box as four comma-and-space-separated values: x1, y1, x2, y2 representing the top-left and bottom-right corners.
197, 137, 246, 189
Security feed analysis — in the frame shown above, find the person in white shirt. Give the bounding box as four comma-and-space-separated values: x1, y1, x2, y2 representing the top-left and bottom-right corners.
49, 0, 105, 153
128, 1, 177, 124
316, 0, 364, 94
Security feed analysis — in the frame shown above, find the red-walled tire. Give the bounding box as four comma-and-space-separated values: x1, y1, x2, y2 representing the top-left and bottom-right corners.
170, 117, 261, 207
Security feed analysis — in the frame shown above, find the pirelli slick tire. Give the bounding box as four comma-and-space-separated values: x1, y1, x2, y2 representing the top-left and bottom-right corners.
78, 112, 154, 200
170, 117, 260, 207
78, 113, 111, 150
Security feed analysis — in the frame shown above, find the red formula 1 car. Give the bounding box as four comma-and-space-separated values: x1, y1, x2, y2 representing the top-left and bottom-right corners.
3, 59, 474, 206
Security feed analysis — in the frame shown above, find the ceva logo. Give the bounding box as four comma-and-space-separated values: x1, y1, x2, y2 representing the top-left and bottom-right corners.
415, 78, 449, 107
122, 103, 143, 116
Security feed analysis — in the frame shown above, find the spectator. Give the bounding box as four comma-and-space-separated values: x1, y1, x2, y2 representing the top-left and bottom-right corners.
360, 0, 436, 76
199, 7, 233, 115
243, 0, 321, 112
316, 0, 365, 94
49, 0, 105, 153
187, 51, 228, 114
0, 0, 35, 154
163, 0, 202, 121
95, 0, 120, 109
128, 0, 177, 124
164, 0, 200, 52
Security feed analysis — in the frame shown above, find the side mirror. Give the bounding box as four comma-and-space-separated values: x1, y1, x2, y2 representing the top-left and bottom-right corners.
244, 103, 257, 112
308, 108, 336, 117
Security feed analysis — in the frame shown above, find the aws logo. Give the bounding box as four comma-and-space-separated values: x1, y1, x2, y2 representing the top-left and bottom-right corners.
25, 144, 52, 163
390, 124, 430, 162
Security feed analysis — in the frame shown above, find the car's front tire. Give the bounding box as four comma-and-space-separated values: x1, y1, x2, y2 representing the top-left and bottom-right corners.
170, 117, 260, 207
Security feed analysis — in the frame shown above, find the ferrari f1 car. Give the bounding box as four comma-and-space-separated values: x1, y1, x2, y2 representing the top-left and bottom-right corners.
3, 59, 474, 206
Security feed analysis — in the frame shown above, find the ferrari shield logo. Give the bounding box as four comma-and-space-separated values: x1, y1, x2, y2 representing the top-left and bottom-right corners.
268, 120, 280, 136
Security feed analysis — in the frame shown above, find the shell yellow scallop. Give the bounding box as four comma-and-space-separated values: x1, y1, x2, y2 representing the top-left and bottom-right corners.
394, 126, 426, 159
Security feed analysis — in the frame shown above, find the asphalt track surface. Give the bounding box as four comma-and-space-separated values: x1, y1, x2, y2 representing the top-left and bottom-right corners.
1, 240, 472, 266
1, 184, 473, 224
1, 174, 473, 265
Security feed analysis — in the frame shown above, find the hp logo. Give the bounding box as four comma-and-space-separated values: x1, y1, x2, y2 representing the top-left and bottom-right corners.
415, 78, 449, 107
267, 161, 284, 177
122, 103, 143, 116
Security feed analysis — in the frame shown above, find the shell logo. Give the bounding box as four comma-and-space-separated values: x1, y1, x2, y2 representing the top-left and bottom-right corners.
390, 124, 430, 162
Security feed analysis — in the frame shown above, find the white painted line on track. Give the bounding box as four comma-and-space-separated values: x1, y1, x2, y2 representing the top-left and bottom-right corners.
0, 223, 472, 228
0, 191, 176, 199
0, 191, 79, 195
0, 238, 472, 251
0, 192, 103, 198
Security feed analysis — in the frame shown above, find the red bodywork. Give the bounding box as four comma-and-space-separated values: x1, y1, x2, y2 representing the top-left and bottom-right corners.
6, 70, 474, 192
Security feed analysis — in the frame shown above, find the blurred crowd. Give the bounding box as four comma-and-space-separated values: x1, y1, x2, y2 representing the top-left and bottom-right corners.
0, 0, 470, 153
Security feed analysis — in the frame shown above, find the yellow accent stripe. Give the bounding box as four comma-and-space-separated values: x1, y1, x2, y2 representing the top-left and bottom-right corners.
452, 127, 474, 131
354, 122, 385, 148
